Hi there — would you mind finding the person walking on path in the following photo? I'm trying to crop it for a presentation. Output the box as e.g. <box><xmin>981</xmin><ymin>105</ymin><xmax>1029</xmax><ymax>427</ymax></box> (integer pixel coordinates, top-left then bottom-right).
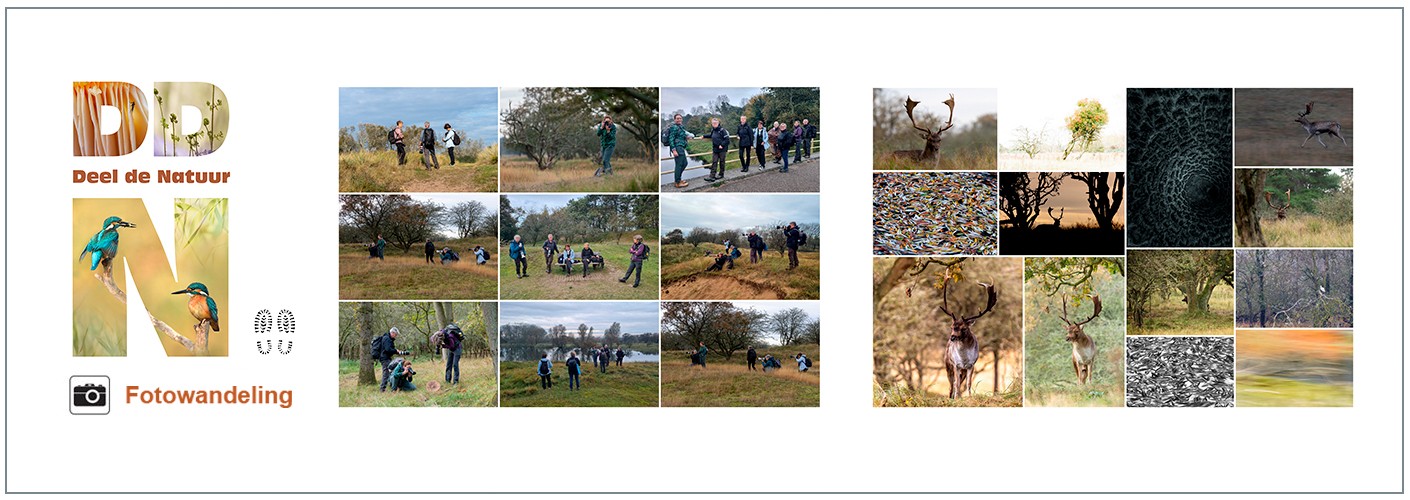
<box><xmin>665</xmin><ymin>113</ymin><xmax>694</xmax><ymax>189</ymax></box>
<box><xmin>510</xmin><ymin>235</ymin><xmax>528</xmax><ymax>278</ymax></box>
<box><xmin>595</xmin><ymin>114</ymin><xmax>616</xmax><ymax>176</ymax></box>
<box><xmin>442</xmin><ymin>123</ymin><xmax>458</xmax><ymax>166</ymax></box>
<box><xmin>785</xmin><ymin>222</ymin><xmax>803</xmax><ymax>270</ymax></box>
<box><xmin>392</xmin><ymin>121</ymin><xmax>407</xmax><ymax>165</ymax></box>
<box><xmin>736</xmin><ymin>115</ymin><xmax>754</xmax><ymax>172</ymax></box>
<box><xmin>705</xmin><ymin>117</ymin><xmax>730</xmax><ymax>183</ymax></box>
<box><xmin>542</xmin><ymin>234</ymin><xmax>558</xmax><ymax>275</ymax></box>
<box><xmin>420</xmin><ymin>121</ymin><xmax>440</xmax><ymax>170</ymax></box>
<box><xmin>619</xmin><ymin>235</ymin><xmax>649</xmax><ymax>288</ymax></box>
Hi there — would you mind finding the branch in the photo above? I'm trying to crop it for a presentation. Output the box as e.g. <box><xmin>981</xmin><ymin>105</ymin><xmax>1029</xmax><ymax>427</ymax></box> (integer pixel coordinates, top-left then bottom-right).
<box><xmin>94</xmin><ymin>267</ymin><xmax>208</xmax><ymax>354</ymax></box>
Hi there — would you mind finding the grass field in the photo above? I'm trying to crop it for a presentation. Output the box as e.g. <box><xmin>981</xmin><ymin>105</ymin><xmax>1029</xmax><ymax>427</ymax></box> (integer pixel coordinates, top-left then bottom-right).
<box><xmin>501</xmin><ymin>156</ymin><xmax>657</xmax><ymax>193</ymax></box>
<box><xmin>873</xmin><ymin>147</ymin><xmax>996</xmax><ymax>171</ymax></box>
<box><xmin>873</xmin><ymin>383</ymin><xmax>1022</xmax><ymax>407</ymax></box>
<box><xmin>1128</xmin><ymin>286</ymin><xmax>1235</xmax><ymax>336</ymax></box>
<box><xmin>499</xmin><ymin>360</ymin><xmax>659</xmax><ymax>407</ymax></box>
<box><xmin>338</xmin><ymin>356</ymin><xmax>497</xmax><ymax>407</ymax></box>
<box><xmin>499</xmin><ymin>238</ymin><xmax>659</xmax><ymax>300</ymax></box>
<box><xmin>999</xmin><ymin>151</ymin><xmax>1125</xmax><ymax>171</ymax></box>
<box><xmin>660</xmin><ymin>344</ymin><xmax>819</xmax><ymax>407</ymax></box>
<box><xmin>660</xmin><ymin>243</ymin><xmax>820</xmax><ymax>300</ymax></box>
<box><xmin>1236</xmin><ymin>329</ymin><xmax>1352</xmax><ymax>407</ymax></box>
<box><xmin>1234</xmin><ymin>88</ymin><xmax>1353</xmax><ymax>167</ymax></box>
<box><xmin>1024</xmin><ymin>303</ymin><xmax>1125</xmax><ymax>407</ymax></box>
<box><xmin>339</xmin><ymin>149</ymin><xmax>497</xmax><ymax>193</ymax></box>
<box><xmin>340</xmin><ymin>238</ymin><xmax>498</xmax><ymax>300</ymax></box>
<box><xmin>1258</xmin><ymin>213</ymin><xmax>1353</xmax><ymax>248</ymax></box>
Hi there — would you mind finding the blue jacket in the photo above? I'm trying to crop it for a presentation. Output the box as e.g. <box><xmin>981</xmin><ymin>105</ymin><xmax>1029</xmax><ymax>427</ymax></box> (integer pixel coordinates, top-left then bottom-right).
<box><xmin>509</xmin><ymin>240</ymin><xmax>524</xmax><ymax>259</ymax></box>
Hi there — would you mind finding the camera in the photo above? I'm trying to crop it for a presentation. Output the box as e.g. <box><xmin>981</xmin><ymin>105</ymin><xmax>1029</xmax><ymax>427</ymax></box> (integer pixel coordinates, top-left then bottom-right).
<box><xmin>73</xmin><ymin>383</ymin><xmax>107</xmax><ymax>407</ymax></box>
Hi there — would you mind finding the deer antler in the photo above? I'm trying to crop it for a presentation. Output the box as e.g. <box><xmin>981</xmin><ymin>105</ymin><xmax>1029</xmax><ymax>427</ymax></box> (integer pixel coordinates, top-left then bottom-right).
<box><xmin>936</xmin><ymin>273</ymin><xmax>956</xmax><ymax>320</ymax></box>
<box><xmin>1074</xmin><ymin>294</ymin><xmax>1102</xmax><ymax>326</ymax></box>
<box><xmin>963</xmin><ymin>282</ymin><xmax>997</xmax><ymax>322</ymax></box>
<box><xmin>1060</xmin><ymin>295</ymin><xmax>1073</xmax><ymax>326</ymax></box>
<box><xmin>941</xmin><ymin>93</ymin><xmax>957</xmax><ymax>132</ymax></box>
<box><xmin>1265</xmin><ymin>189</ymin><xmax>1291</xmax><ymax>210</ymax></box>
<box><xmin>1300</xmin><ymin>101</ymin><xmax>1314</xmax><ymax>118</ymax></box>
<box><xmin>903</xmin><ymin>95</ymin><xmax>932</xmax><ymax>135</ymax></box>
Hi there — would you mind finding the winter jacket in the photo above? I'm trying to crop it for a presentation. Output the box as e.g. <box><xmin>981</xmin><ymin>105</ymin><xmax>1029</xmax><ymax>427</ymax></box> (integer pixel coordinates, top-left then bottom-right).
<box><xmin>597</xmin><ymin>123</ymin><xmax>617</xmax><ymax>148</ymax></box>
<box><xmin>802</xmin><ymin>124</ymin><xmax>818</xmax><ymax>140</ymax></box>
<box><xmin>443</xmin><ymin>129</ymin><xmax>457</xmax><ymax>148</ymax></box>
<box><xmin>747</xmin><ymin>234</ymin><xmax>764</xmax><ymax>250</ymax></box>
<box><xmin>665</xmin><ymin>123</ymin><xmax>691</xmax><ymax>149</ymax></box>
<box><xmin>421</xmin><ymin>128</ymin><xmax>436</xmax><ymax>150</ymax></box>
<box><xmin>708</xmin><ymin>126</ymin><xmax>731</xmax><ymax>150</ymax></box>
<box><xmin>628</xmin><ymin>242</ymin><xmax>649</xmax><ymax>262</ymax></box>
<box><xmin>425</xmin><ymin>241</ymin><xmax>436</xmax><ymax>255</ymax></box>
<box><xmin>509</xmin><ymin>240</ymin><xmax>525</xmax><ymax>259</ymax></box>
<box><xmin>566</xmin><ymin>357</ymin><xmax>581</xmax><ymax>375</ymax></box>
<box><xmin>785</xmin><ymin>227</ymin><xmax>803</xmax><ymax>249</ymax></box>
<box><xmin>736</xmin><ymin>123</ymin><xmax>755</xmax><ymax>148</ymax></box>
<box><xmin>543</xmin><ymin>239</ymin><xmax>558</xmax><ymax>255</ymax></box>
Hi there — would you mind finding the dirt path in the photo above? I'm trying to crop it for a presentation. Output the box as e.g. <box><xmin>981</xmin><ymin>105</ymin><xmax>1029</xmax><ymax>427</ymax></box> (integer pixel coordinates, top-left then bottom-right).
<box><xmin>661</xmin><ymin>274</ymin><xmax>784</xmax><ymax>300</ymax></box>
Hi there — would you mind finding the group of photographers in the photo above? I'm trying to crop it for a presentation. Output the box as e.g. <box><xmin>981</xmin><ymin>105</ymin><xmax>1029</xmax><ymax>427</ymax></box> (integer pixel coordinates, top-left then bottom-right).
<box><xmin>665</xmin><ymin>113</ymin><xmax>817</xmax><ymax>189</ymax></box>
<box><xmin>371</xmin><ymin>323</ymin><xmax>472</xmax><ymax>393</ymax></box>
<box><xmin>704</xmin><ymin>222</ymin><xmax>807</xmax><ymax>273</ymax></box>
<box><xmin>506</xmin><ymin>233</ymin><xmax>650</xmax><ymax>287</ymax></box>
<box><xmin>537</xmin><ymin>345</ymin><xmax>630</xmax><ymax>391</ymax></box>
<box><xmin>691</xmin><ymin>344</ymin><xmax>812</xmax><ymax>373</ymax></box>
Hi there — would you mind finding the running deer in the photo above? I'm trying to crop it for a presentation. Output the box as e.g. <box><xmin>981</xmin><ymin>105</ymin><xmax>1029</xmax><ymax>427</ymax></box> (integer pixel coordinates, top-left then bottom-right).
<box><xmin>938</xmin><ymin>277</ymin><xmax>997</xmax><ymax>399</ymax></box>
<box><xmin>1265</xmin><ymin>188</ymin><xmax>1291</xmax><ymax>220</ymax></box>
<box><xmin>882</xmin><ymin>94</ymin><xmax>955</xmax><ymax>165</ymax></box>
<box><xmin>1295</xmin><ymin>102</ymin><xmax>1346</xmax><ymax>148</ymax></box>
<box><xmin>1060</xmin><ymin>294</ymin><xmax>1102</xmax><ymax>385</ymax></box>
<box><xmin>1033</xmin><ymin>207</ymin><xmax>1064</xmax><ymax>234</ymax></box>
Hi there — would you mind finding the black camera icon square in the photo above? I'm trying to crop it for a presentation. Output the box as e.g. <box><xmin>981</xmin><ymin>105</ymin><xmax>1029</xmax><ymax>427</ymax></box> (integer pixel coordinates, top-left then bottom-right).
<box><xmin>70</xmin><ymin>375</ymin><xmax>110</xmax><ymax>415</ymax></box>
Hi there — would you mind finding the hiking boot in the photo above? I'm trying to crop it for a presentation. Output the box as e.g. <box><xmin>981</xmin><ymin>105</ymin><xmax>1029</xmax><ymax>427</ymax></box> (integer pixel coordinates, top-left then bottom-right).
<box><xmin>632</xmin><ymin>283</ymin><xmax>639</xmax><ymax>288</ymax></box>
<box><xmin>618</xmin><ymin>278</ymin><xmax>626</xmax><ymax>283</ymax></box>
<box><xmin>674</xmin><ymin>181</ymin><xmax>689</xmax><ymax>188</ymax></box>
<box><xmin>741</xmin><ymin>168</ymin><xmax>749</xmax><ymax>173</ymax></box>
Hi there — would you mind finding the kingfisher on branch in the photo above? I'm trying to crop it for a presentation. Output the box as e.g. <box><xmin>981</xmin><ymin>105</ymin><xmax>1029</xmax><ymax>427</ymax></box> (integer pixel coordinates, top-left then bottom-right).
<box><xmin>171</xmin><ymin>282</ymin><xmax>220</xmax><ymax>332</ymax></box>
<box><xmin>79</xmin><ymin>216</ymin><xmax>136</xmax><ymax>271</ymax></box>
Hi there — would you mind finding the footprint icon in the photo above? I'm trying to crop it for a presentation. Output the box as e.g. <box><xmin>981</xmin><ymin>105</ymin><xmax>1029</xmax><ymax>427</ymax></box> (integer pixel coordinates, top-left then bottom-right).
<box><xmin>276</xmin><ymin>309</ymin><xmax>295</xmax><ymax>354</ymax></box>
<box><xmin>254</xmin><ymin>309</ymin><xmax>273</xmax><ymax>354</ymax></box>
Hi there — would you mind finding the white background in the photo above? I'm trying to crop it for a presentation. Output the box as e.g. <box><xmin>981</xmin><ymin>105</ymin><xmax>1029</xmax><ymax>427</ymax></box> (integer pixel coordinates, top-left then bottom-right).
<box><xmin>3</xmin><ymin>6</ymin><xmax>1403</xmax><ymax>494</ymax></box>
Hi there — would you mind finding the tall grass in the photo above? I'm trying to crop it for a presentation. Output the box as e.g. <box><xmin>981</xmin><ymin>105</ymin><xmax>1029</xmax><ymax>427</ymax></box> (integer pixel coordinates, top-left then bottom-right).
<box><xmin>660</xmin><ymin>243</ymin><xmax>820</xmax><ymax>300</ymax></box>
<box><xmin>501</xmin><ymin>156</ymin><xmax>656</xmax><ymax>193</ymax></box>
<box><xmin>339</xmin><ymin>149</ymin><xmax>497</xmax><ymax>193</ymax></box>
<box><xmin>499</xmin><ymin>360</ymin><xmax>658</xmax><ymax>407</ymax></box>
<box><xmin>339</xmin><ymin>238</ymin><xmax>498</xmax><ymax>300</ymax></box>
<box><xmin>873</xmin><ymin>382</ymin><xmax>1022</xmax><ymax>407</ymax></box>
<box><xmin>338</xmin><ymin>356</ymin><xmax>497</xmax><ymax>407</ymax></box>
<box><xmin>1260</xmin><ymin>213</ymin><xmax>1353</xmax><ymax>248</ymax></box>
<box><xmin>661</xmin><ymin>344</ymin><xmax>819</xmax><ymax>407</ymax></box>
<box><xmin>874</xmin><ymin>147</ymin><xmax>997</xmax><ymax>171</ymax></box>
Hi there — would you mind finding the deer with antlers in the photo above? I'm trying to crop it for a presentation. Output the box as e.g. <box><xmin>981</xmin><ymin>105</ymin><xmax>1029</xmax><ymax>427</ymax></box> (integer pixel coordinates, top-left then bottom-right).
<box><xmin>1033</xmin><ymin>207</ymin><xmax>1064</xmax><ymax>234</ymax></box>
<box><xmin>1295</xmin><ymin>102</ymin><xmax>1346</xmax><ymax>148</ymax></box>
<box><xmin>937</xmin><ymin>276</ymin><xmax>998</xmax><ymax>399</ymax></box>
<box><xmin>882</xmin><ymin>94</ymin><xmax>955</xmax><ymax>165</ymax></box>
<box><xmin>1265</xmin><ymin>188</ymin><xmax>1291</xmax><ymax>220</ymax></box>
<box><xmin>1060</xmin><ymin>294</ymin><xmax>1102</xmax><ymax>385</ymax></box>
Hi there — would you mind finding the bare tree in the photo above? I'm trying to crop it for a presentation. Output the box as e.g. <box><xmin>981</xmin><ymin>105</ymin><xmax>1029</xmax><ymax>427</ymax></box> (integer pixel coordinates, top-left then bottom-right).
<box><xmin>771</xmin><ymin>308</ymin><xmax>811</xmax><ymax>346</ymax></box>
<box><xmin>500</xmin><ymin>88</ymin><xmax>579</xmax><ymax>170</ymax></box>
<box><xmin>445</xmin><ymin>200</ymin><xmax>490</xmax><ymax>240</ymax></box>
<box><xmin>999</xmin><ymin>172</ymin><xmax>1066</xmax><ymax>230</ymax></box>
<box><xmin>1069</xmin><ymin>172</ymin><xmax>1125</xmax><ymax>231</ymax></box>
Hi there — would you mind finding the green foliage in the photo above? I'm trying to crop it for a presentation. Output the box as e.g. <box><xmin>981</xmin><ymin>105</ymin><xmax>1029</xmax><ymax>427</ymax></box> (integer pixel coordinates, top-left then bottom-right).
<box><xmin>1024</xmin><ymin>257</ymin><xmax>1124</xmax><ymax>298</ymax></box>
<box><xmin>1062</xmin><ymin>98</ymin><xmax>1108</xmax><ymax>160</ymax></box>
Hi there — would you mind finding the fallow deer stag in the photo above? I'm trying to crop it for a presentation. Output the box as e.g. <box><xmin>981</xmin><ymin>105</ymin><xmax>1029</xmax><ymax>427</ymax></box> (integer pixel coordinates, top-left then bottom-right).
<box><xmin>1060</xmin><ymin>294</ymin><xmax>1102</xmax><ymax>385</ymax></box>
<box><xmin>882</xmin><ymin>94</ymin><xmax>955</xmax><ymax>165</ymax></box>
<box><xmin>1265</xmin><ymin>188</ymin><xmax>1291</xmax><ymax>220</ymax></box>
<box><xmin>938</xmin><ymin>277</ymin><xmax>998</xmax><ymax>399</ymax></box>
<box><xmin>1295</xmin><ymin>101</ymin><xmax>1346</xmax><ymax>148</ymax></box>
<box><xmin>1033</xmin><ymin>207</ymin><xmax>1064</xmax><ymax>234</ymax></box>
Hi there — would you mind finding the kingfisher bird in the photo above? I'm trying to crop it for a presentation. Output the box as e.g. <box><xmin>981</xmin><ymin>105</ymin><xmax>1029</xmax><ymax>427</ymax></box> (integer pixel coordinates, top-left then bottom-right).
<box><xmin>171</xmin><ymin>282</ymin><xmax>220</xmax><ymax>332</ymax></box>
<box><xmin>79</xmin><ymin>216</ymin><xmax>136</xmax><ymax>271</ymax></box>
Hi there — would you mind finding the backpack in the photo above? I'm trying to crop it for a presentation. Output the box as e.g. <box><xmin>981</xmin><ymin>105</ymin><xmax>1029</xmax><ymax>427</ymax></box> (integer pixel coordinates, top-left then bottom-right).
<box><xmin>660</xmin><ymin>126</ymin><xmax>671</xmax><ymax>146</ymax></box>
<box><xmin>387</xmin><ymin>129</ymin><xmax>396</xmax><ymax>145</ymax></box>
<box><xmin>730</xmin><ymin>247</ymin><xmax>741</xmax><ymax>259</ymax></box>
<box><xmin>369</xmin><ymin>334</ymin><xmax>386</xmax><ymax>359</ymax></box>
<box><xmin>538</xmin><ymin>359</ymin><xmax>550</xmax><ymax>375</ymax></box>
<box><xmin>799</xmin><ymin>232</ymin><xmax>809</xmax><ymax>246</ymax></box>
<box><xmin>804</xmin><ymin>357</ymin><xmax>813</xmax><ymax>368</ymax></box>
<box><xmin>451</xmin><ymin>130</ymin><xmax>461</xmax><ymax>146</ymax></box>
<box><xmin>441</xmin><ymin>326</ymin><xmax>461</xmax><ymax>351</ymax></box>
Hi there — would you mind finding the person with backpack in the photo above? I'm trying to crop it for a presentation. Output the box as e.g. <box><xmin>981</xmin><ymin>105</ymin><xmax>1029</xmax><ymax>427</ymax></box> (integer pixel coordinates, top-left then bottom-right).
<box><xmin>664</xmin><ymin>113</ymin><xmax>695</xmax><ymax>189</ymax></box>
<box><xmin>420</xmin><ymin>121</ymin><xmax>440</xmax><ymax>170</ymax></box>
<box><xmin>391</xmin><ymin>121</ymin><xmax>407</xmax><ymax>165</ymax></box>
<box><xmin>371</xmin><ymin>327</ymin><xmax>410</xmax><ymax>392</ymax></box>
<box><xmin>776</xmin><ymin>123</ymin><xmax>795</xmax><ymax>172</ymax></box>
<box><xmin>424</xmin><ymin>238</ymin><xmax>437</xmax><ymax>264</ymax></box>
<box><xmin>801</xmin><ymin>118</ymin><xmax>817</xmax><ymax>160</ymax></box>
<box><xmin>784</xmin><ymin>222</ymin><xmax>804</xmax><ymax>270</ymax></box>
<box><xmin>747</xmin><ymin>346</ymin><xmax>758</xmax><ymax>371</ymax></box>
<box><xmin>795</xmin><ymin>353</ymin><xmax>811</xmax><ymax>372</ymax></box>
<box><xmin>579</xmin><ymin>243</ymin><xmax>597</xmax><ymax>278</ymax></box>
<box><xmin>615</xmin><ymin>346</ymin><xmax>625</xmax><ymax>367</ymax></box>
<box><xmin>442</xmin><ymin>123</ymin><xmax>459</xmax><ymax>166</ymax></box>
<box><xmin>704</xmin><ymin>117</ymin><xmax>731</xmax><ymax>183</ymax></box>
<box><xmin>536</xmin><ymin>353</ymin><xmax>553</xmax><ymax>389</ymax></box>
<box><xmin>723</xmin><ymin>239</ymin><xmax>739</xmax><ymax>269</ymax></box>
<box><xmin>441</xmin><ymin>324</ymin><xmax>464</xmax><ymax>384</ymax></box>
<box><xmin>618</xmin><ymin>234</ymin><xmax>649</xmax><ymax>288</ymax></box>
<box><xmin>595</xmin><ymin>114</ymin><xmax>616</xmax><ymax>176</ymax></box>
<box><xmin>736</xmin><ymin>115</ymin><xmax>754</xmax><ymax>172</ymax></box>
<box><xmin>390</xmin><ymin>358</ymin><xmax>417</xmax><ymax>391</ymax></box>
<box><xmin>542</xmin><ymin>234</ymin><xmax>558</xmax><ymax>275</ymax></box>
<box><xmin>705</xmin><ymin>252</ymin><xmax>732</xmax><ymax>272</ymax></box>
<box><xmin>473</xmin><ymin>245</ymin><xmax>489</xmax><ymax>265</ymax></box>
<box><xmin>753</xmin><ymin>121</ymin><xmax>769</xmax><ymax>172</ymax></box>
<box><xmin>598</xmin><ymin>345</ymin><xmax>611</xmax><ymax>374</ymax></box>
<box><xmin>509</xmin><ymin>235</ymin><xmax>528</xmax><ymax>278</ymax></box>
<box><xmin>565</xmin><ymin>351</ymin><xmax>583</xmax><ymax>391</ymax></box>
<box><xmin>747</xmin><ymin>231</ymin><xmax>765</xmax><ymax>264</ymax></box>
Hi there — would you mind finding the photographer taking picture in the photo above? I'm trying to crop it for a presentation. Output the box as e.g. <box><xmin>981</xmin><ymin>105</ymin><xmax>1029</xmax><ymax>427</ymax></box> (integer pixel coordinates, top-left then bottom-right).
<box><xmin>595</xmin><ymin>114</ymin><xmax>616</xmax><ymax>176</ymax></box>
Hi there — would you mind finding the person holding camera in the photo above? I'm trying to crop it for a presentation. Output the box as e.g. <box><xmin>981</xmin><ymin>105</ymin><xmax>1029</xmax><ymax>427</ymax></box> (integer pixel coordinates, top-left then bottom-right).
<box><xmin>441</xmin><ymin>324</ymin><xmax>465</xmax><ymax>385</ymax></box>
<box><xmin>542</xmin><ymin>233</ymin><xmax>558</xmax><ymax>275</ymax></box>
<box><xmin>784</xmin><ymin>222</ymin><xmax>803</xmax><ymax>270</ymax></box>
<box><xmin>442</xmin><ymin>123</ymin><xmax>458</xmax><ymax>166</ymax></box>
<box><xmin>704</xmin><ymin>117</ymin><xmax>731</xmax><ymax>183</ymax></box>
<box><xmin>665</xmin><ymin>113</ymin><xmax>695</xmax><ymax>189</ymax></box>
<box><xmin>420</xmin><ymin>121</ymin><xmax>440</xmax><ymax>170</ymax></box>
<box><xmin>619</xmin><ymin>234</ymin><xmax>649</xmax><ymax>288</ymax></box>
<box><xmin>747</xmin><ymin>230</ymin><xmax>765</xmax><ymax>264</ymax></box>
<box><xmin>390</xmin><ymin>358</ymin><xmax>417</xmax><ymax>391</ymax></box>
<box><xmin>736</xmin><ymin>115</ymin><xmax>754</xmax><ymax>172</ymax></box>
<box><xmin>595</xmin><ymin>114</ymin><xmax>616</xmax><ymax>176</ymax></box>
<box><xmin>373</xmin><ymin>327</ymin><xmax>411</xmax><ymax>392</ymax></box>
<box><xmin>509</xmin><ymin>235</ymin><xmax>527</xmax><ymax>278</ymax></box>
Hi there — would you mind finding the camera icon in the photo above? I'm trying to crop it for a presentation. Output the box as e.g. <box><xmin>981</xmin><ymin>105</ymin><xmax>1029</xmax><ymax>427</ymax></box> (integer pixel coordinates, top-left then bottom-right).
<box><xmin>70</xmin><ymin>376</ymin><xmax>110</xmax><ymax>415</ymax></box>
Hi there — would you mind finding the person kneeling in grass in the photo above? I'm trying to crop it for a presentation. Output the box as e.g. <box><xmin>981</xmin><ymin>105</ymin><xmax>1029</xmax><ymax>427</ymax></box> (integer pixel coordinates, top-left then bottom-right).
<box><xmin>390</xmin><ymin>358</ymin><xmax>417</xmax><ymax>391</ymax></box>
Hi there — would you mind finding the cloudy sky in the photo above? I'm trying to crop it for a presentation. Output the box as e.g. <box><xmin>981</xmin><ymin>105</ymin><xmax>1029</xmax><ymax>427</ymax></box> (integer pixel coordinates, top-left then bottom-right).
<box><xmin>660</xmin><ymin>87</ymin><xmax>764</xmax><ymax>115</ymax></box>
<box><xmin>997</xmin><ymin>87</ymin><xmax>1126</xmax><ymax>146</ymax></box>
<box><xmin>346</xmin><ymin>193</ymin><xmax>496</xmax><ymax>240</ymax></box>
<box><xmin>500</xmin><ymin>301</ymin><xmax>659</xmax><ymax>334</ymax></box>
<box><xmin>660</xmin><ymin>194</ymin><xmax>820</xmax><ymax>232</ymax></box>
<box><xmin>503</xmin><ymin>193</ymin><xmax>580</xmax><ymax>214</ymax></box>
<box><xmin>339</xmin><ymin>87</ymin><xmax>498</xmax><ymax>145</ymax></box>
<box><xmin>877</xmin><ymin>88</ymin><xmax>998</xmax><ymax>130</ymax></box>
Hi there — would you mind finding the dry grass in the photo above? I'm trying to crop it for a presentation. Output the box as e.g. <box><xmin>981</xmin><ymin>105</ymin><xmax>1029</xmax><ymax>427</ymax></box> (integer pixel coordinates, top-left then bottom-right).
<box><xmin>501</xmin><ymin>156</ymin><xmax>656</xmax><ymax>193</ymax></box>
<box><xmin>1258</xmin><ymin>213</ymin><xmax>1353</xmax><ymax>248</ymax></box>
<box><xmin>498</xmin><ymin>238</ymin><xmax>659</xmax><ymax>300</ymax></box>
<box><xmin>1128</xmin><ymin>286</ymin><xmax>1235</xmax><ymax>336</ymax></box>
<box><xmin>660</xmin><ymin>344</ymin><xmax>819</xmax><ymax>407</ymax></box>
<box><xmin>873</xmin><ymin>382</ymin><xmax>1022</xmax><ymax>407</ymax></box>
<box><xmin>339</xmin><ymin>149</ymin><xmax>497</xmax><ymax>193</ymax></box>
<box><xmin>339</xmin><ymin>239</ymin><xmax>497</xmax><ymax>300</ymax></box>
<box><xmin>660</xmin><ymin>243</ymin><xmax>820</xmax><ymax>300</ymax></box>
<box><xmin>999</xmin><ymin>151</ymin><xmax>1125</xmax><ymax>171</ymax></box>
<box><xmin>874</xmin><ymin>147</ymin><xmax>997</xmax><ymax>171</ymax></box>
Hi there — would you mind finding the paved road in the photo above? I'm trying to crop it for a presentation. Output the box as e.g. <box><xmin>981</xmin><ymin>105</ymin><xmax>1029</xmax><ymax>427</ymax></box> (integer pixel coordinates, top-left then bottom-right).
<box><xmin>661</xmin><ymin>157</ymin><xmax>821</xmax><ymax>193</ymax></box>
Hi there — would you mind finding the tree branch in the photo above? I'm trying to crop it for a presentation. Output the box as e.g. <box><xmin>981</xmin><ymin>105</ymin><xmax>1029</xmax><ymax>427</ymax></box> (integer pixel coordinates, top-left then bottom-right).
<box><xmin>94</xmin><ymin>267</ymin><xmax>207</xmax><ymax>354</ymax></box>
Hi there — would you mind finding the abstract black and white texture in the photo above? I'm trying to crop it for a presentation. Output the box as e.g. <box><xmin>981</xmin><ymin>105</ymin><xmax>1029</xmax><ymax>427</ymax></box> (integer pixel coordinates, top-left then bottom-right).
<box><xmin>1126</xmin><ymin>336</ymin><xmax>1234</xmax><ymax>407</ymax></box>
<box><xmin>1127</xmin><ymin>88</ymin><xmax>1232</xmax><ymax>248</ymax></box>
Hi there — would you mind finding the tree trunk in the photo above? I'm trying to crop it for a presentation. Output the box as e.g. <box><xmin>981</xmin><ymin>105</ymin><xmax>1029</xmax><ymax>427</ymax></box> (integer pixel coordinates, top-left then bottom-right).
<box><xmin>1256</xmin><ymin>251</ymin><xmax>1267</xmax><ymax>328</ymax></box>
<box><xmin>480</xmin><ymin>302</ymin><xmax>499</xmax><ymax>374</ymax></box>
<box><xmin>1235</xmin><ymin>169</ymin><xmax>1268</xmax><ymax>247</ymax></box>
<box><xmin>357</xmin><ymin>302</ymin><xmax>375</xmax><ymax>385</ymax></box>
<box><xmin>992</xmin><ymin>345</ymin><xmax>1001</xmax><ymax>393</ymax></box>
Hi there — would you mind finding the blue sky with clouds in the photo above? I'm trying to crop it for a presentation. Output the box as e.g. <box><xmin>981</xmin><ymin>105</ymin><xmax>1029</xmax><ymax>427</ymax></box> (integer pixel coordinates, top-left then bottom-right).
<box><xmin>660</xmin><ymin>194</ymin><xmax>820</xmax><ymax>232</ymax></box>
<box><xmin>500</xmin><ymin>301</ymin><xmax>659</xmax><ymax>334</ymax></box>
<box><xmin>339</xmin><ymin>87</ymin><xmax>498</xmax><ymax>145</ymax></box>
